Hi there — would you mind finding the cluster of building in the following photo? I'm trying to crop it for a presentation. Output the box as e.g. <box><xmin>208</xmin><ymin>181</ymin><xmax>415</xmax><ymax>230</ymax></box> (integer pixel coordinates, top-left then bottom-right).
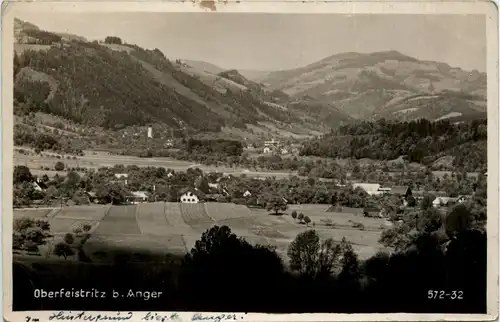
<box><xmin>246</xmin><ymin>139</ymin><xmax>300</xmax><ymax>155</ymax></box>
<box><xmin>351</xmin><ymin>183</ymin><xmax>473</xmax><ymax>208</ymax></box>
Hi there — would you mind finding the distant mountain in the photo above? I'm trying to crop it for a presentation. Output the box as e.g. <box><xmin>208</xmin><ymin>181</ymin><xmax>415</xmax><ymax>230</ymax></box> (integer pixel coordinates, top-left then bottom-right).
<box><xmin>14</xmin><ymin>18</ymin><xmax>87</xmax><ymax>44</ymax></box>
<box><xmin>260</xmin><ymin>50</ymin><xmax>487</xmax><ymax>121</ymax></box>
<box><xmin>13</xmin><ymin>19</ymin><xmax>351</xmax><ymax>139</ymax></box>
<box><xmin>238</xmin><ymin>69</ymin><xmax>272</xmax><ymax>82</ymax></box>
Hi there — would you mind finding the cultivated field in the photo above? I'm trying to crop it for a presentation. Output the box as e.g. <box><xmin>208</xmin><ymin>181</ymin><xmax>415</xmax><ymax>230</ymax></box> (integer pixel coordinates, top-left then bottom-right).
<box><xmin>180</xmin><ymin>203</ymin><xmax>214</xmax><ymax>226</ymax></box>
<box><xmin>14</xmin><ymin>148</ymin><xmax>296</xmax><ymax>179</ymax></box>
<box><xmin>14</xmin><ymin>202</ymin><xmax>387</xmax><ymax>263</ymax></box>
<box><xmin>205</xmin><ymin>202</ymin><xmax>255</xmax><ymax>221</ymax></box>
<box><xmin>93</xmin><ymin>205</ymin><xmax>141</xmax><ymax>235</ymax></box>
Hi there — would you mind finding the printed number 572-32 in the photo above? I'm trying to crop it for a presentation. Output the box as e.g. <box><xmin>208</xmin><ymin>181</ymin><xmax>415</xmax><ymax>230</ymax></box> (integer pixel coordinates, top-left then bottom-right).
<box><xmin>428</xmin><ymin>290</ymin><xmax>463</xmax><ymax>300</ymax></box>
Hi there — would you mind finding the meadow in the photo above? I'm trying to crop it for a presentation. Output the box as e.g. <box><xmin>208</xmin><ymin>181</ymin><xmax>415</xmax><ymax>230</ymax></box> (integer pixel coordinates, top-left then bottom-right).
<box><xmin>14</xmin><ymin>148</ymin><xmax>296</xmax><ymax>179</ymax></box>
<box><xmin>13</xmin><ymin>202</ymin><xmax>386</xmax><ymax>263</ymax></box>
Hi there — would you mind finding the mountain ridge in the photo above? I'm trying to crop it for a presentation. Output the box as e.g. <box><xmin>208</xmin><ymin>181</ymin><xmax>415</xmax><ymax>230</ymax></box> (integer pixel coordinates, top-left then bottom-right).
<box><xmin>258</xmin><ymin>50</ymin><xmax>487</xmax><ymax>120</ymax></box>
<box><xmin>13</xmin><ymin>19</ymin><xmax>349</xmax><ymax>139</ymax></box>
<box><xmin>13</xmin><ymin>19</ymin><xmax>486</xmax><ymax>141</ymax></box>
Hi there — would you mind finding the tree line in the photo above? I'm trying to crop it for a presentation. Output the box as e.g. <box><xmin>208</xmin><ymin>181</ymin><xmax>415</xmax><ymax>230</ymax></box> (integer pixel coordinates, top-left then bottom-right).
<box><xmin>300</xmin><ymin>118</ymin><xmax>487</xmax><ymax>171</ymax></box>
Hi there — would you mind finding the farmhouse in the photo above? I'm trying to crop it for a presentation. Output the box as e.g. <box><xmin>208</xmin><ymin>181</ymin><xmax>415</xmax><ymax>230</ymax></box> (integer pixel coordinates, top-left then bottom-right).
<box><xmin>390</xmin><ymin>186</ymin><xmax>412</xmax><ymax>199</ymax></box>
<box><xmin>128</xmin><ymin>191</ymin><xmax>149</xmax><ymax>204</ymax></box>
<box><xmin>352</xmin><ymin>183</ymin><xmax>384</xmax><ymax>196</ymax></box>
<box><xmin>432</xmin><ymin>197</ymin><xmax>457</xmax><ymax>208</ymax></box>
<box><xmin>179</xmin><ymin>188</ymin><xmax>204</xmax><ymax>203</ymax></box>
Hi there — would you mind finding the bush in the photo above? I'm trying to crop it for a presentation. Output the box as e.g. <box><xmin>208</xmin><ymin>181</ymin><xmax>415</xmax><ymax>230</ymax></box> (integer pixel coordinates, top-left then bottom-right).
<box><xmin>53</xmin><ymin>242</ymin><xmax>74</xmax><ymax>260</ymax></box>
<box><xmin>54</xmin><ymin>161</ymin><xmax>65</xmax><ymax>171</ymax></box>
<box><xmin>64</xmin><ymin>233</ymin><xmax>74</xmax><ymax>245</ymax></box>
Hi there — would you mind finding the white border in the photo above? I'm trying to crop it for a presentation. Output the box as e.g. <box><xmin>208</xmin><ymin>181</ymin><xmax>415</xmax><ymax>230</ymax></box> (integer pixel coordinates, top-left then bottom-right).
<box><xmin>2</xmin><ymin>1</ymin><xmax>499</xmax><ymax>321</ymax></box>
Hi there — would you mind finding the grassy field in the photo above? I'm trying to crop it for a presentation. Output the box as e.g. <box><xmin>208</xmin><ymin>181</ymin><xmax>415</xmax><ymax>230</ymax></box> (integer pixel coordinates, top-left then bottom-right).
<box><xmin>14</xmin><ymin>202</ymin><xmax>387</xmax><ymax>263</ymax></box>
<box><xmin>14</xmin><ymin>148</ymin><xmax>296</xmax><ymax>179</ymax></box>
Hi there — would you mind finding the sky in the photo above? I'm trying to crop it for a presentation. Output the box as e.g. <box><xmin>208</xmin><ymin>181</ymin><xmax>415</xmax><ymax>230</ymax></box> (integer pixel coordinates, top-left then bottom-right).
<box><xmin>14</xmin><ymin>12</ymin><xmax>486</xmax><ymax>72</ymax></box>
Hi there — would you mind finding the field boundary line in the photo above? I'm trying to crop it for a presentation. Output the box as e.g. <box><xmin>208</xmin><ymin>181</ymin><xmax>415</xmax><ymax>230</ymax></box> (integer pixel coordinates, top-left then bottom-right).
<box><xmin>92</xmin><ymin>204</ymin><xmax>112</xmax><ymax>231</ymax></box>
<box><xmin>163</xmin><ymin>202</ymin><xmax>173</xmax><ymax>227</ymax></box>
<box><xmin>135</xmin><ymin>203</ymin><xmax>141</xmax><ymax>233</ymax></box>
<box><xmin>202</xmin><ymin>204</ymin><xmax>216</xmax><ymax>221</ymax></box>
<box><xmin>46</xmin><ymin>208</ymin><xmax>61</xmax><ymax>219</ymax></box>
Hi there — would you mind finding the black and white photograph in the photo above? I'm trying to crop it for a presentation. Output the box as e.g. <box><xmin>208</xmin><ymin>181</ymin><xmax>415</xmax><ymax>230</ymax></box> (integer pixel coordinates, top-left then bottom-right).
<box><xmin>3</xmin><ymin>1</ymin><xmax>499</xmax><ymax>320</ymax></box>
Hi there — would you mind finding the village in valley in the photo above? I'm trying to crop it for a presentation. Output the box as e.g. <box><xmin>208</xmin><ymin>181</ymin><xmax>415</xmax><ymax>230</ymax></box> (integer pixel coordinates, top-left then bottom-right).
<box><xmin>11</xmin><ymin>13</ymin><xmax>489</xmax><ymax>314</ymax></box>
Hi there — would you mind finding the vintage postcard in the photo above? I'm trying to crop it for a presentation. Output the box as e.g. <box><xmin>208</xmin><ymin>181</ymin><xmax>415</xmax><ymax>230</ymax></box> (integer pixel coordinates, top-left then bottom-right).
<box><xmin>2</xmin><ymin>1</ymin><xmax>499</xmax><ymax>321</ymax></box>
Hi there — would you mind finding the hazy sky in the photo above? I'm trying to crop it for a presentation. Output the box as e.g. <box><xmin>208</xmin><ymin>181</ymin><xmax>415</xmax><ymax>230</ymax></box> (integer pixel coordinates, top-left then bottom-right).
<box><xmin>14</xmin><ymin>13</ymin><xmax>486</xmax><ymax>72</ymax></box>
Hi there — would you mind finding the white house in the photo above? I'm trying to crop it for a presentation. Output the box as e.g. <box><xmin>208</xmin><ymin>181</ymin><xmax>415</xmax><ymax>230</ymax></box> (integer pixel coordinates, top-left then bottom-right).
<box><xmin>457</xmin><ymin>195</ymin><xmax>472</xmax><ymax>203</ymax></box>
<box><xmin>243</xmin><ymin>190</ymin><xmax>252</xmax><ymax>197</ymax></box>
<box><xmin>432</xmin><ymin>197</ymin><xmax>457</xmax><ymax>208</ymax></box>
<box><xmin>208</xmin><ymin>182</ymin><xmax>219</xmax><ymax>190</ymax></box>
<box><xmin>114</xmin><ymin>173</ymin><xmax>129</xmax><ymax>185</ymax></box>
<box><xmin>180</xmin><ymin>190</ymin><xmax>200</xmax><ymax>203</ymax></box>
<box><xmin>263</xmin><ymin>147</ymin><xmax>272</xmax><ymax>154</ymax></box>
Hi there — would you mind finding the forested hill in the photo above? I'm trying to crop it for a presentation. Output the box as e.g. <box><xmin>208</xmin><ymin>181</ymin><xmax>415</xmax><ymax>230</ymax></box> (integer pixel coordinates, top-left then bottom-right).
<box><xmin>13</xmin><ymin>18</ymin><xmax>350</xmax><ymax>136</ymax></box>
<box><xmin>258</xmin><ymin>51</ymin><xmax>487</xmax><ymax>121</ymax></box>
<box><xmin>300</xmin><ymin>118</ymin><xmax>487</xmax><ymax>172</ymax></box>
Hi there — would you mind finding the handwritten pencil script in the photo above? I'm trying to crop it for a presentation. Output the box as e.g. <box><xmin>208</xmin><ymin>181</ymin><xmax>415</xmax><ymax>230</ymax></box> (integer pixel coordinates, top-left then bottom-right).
<box><xmin>47</xmin><ymin>311</ymin><xmax>243</xmax><ymax>322</ymax></box>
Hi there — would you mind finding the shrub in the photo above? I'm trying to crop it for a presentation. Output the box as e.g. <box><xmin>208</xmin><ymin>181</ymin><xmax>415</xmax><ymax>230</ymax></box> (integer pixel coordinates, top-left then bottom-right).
<box><xmin>54</xmin><ymin>161</ymin><xmax>65</xmax><ymax>171</ymax></box>
<box><xmin>54</xmin><ymin>242</ymin><xmax>74</xmax><ymax>260</ymax></box>
<box><xmin>64</xmin><ymin>233</ymin><xmax>74</xmax><ymax>245</ymax></box>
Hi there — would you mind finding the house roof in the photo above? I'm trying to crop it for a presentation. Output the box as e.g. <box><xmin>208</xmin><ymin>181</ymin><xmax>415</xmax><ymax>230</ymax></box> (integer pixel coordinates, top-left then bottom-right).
<box><xmin>352</xmin><ymin>183</ymin><xmax>380</xmax><ymax>192</ymax></box>
<box><xmin>179</xmin><ymin>187</ymin><xmax>205</xmax><ymax>199</ymax></box>
<box><xmin>433</xmin><ymin>197</ymin><xmax>457</xmax><ymax>204</ymax></box>
<box><xmin>34</xmin><ymin>181</ymin><xmax>48</xmax><ymax>190</ymax></box>
<box><xmin>390</xmin><ymin>186</ymin><xmax>410</xmax><ymax>195</ymax></box>
<box><xmin>131</xmin><ymin>191</ymin><xmax>148</xmax><ymax>199</ymax></box>
<box><xmin>114</xmin><ymin>173</ymin><xmax>129</xmax><ymax>179</ymax></box>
